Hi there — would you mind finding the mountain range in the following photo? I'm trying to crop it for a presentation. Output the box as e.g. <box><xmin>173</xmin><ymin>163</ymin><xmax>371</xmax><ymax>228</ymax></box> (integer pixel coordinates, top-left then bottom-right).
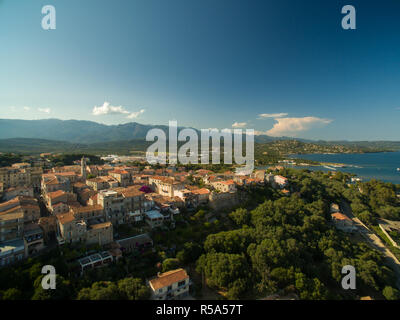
<box><xmin>0</xmin><ymin>118</ymin><xmax>281</xmax><ymax>144</ymax></box>
<box><xmin>0</xmin><ymin>119</ymin><xmax>399</xmax><ymax>154</ymax></box>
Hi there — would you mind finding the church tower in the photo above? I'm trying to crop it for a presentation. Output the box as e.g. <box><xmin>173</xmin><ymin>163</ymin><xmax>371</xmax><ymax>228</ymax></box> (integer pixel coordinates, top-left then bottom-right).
<box><xmin>81</xmin><ymin>156</ymin><xmax>87</xmax><ymax>180</ymax></box>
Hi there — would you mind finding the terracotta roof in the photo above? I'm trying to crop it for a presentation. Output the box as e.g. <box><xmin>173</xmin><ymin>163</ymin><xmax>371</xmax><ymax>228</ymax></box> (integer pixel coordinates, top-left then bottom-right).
<box><xmin>73</xmin><ymin>182</ymin><xmax>87</xmax><ymax>188</ymax></box>
<box><xmin>331</xmin><ymin>212</ymin><xmax>352</xmax><ymax>221</ymax></box>
<box><xmin>72</xmin><ymin>204</ymin><xmax>103</xmax><ymax>213</ymax></box>
<box><xmin>192</xmin><ymin>188</ymin><xmax>211</xmax><ymax>195</ymax></box>
<box><xmin>110</xmin><ymin>169</ymin><xmax>129</xmax><ymax>175</ymax></box>
<box><xmin>149</xmin><ymin>176</ymin><xmax>180</xmax><ymax>185</ymax></box>
<box><xmin>89</xmin><ymin>221</ymin><xmax>112</xmax><ymax>230</ymax></box>
<box><xmin>48</xmin><ymin>190</ymin><xmax>66</xmax><ymax>199</ymax></box>
<box><xmin>54</xmin><ymin>172</ymin><xmax>77</xmax><ymax>177</ymax></box>
<box><xmin>87</xmin><ymin>177</ymin><xmax>105</xmax><ymax>183</ymax></box>
<box><xmin>57</xmin><ymin>212</ymin><xmax>75</xmax><ymax>225</ymax></box>
<box><xmin>216</xmin><ymin>180</ymin><xmax>235</xmax><ymax>185</ymax></box>
<box><xmin>149</xmin><ymin>269</ymin><xmax>189</xmax><ymax>291</ymax></box>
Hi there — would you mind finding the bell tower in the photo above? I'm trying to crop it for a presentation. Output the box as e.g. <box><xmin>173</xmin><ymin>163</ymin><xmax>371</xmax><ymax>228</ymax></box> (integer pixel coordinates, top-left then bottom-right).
<box><xmin>81</xmin><ymin>156</ymin><xmax>87</xmax><ymax>180</ymax></box>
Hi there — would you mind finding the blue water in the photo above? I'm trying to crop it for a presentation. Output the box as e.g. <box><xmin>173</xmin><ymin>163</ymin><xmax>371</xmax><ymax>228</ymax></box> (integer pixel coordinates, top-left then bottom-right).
<box><xmin>286</xmin><ymin>152</ymin><xmax>400</xmax><ymax>185</ymax></box>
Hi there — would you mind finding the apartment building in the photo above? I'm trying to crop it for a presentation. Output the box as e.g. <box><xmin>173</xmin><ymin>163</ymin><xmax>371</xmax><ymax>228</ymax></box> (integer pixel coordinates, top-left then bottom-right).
<box><xmin>0</xmin><ymin>164</ymin><xmax>43</xmax><ymax>190</ymax></box>
<box><xmin>148</xmin><ymin>176</ymin><xmax>185</xmax><ymax>198</ymax></box>
<box><xmin>148</xmin><ymin>268</ymin><xmax>190</xmax><ymax>300</ymax></box>
<box><xmin>97</xmin><ymin>187</ymin><xmax>145</xmax><ymax>225</ymax></box>
<box><xmin>98</xmin><ymin>190</ymin><xmax>126</xmax><ymax>225</ymax></box>
<box><xmin>0</xmin><ymin>196</ymin><xmax>41</xmax><ymax>224</ymax></box>
<box><xmin>2</xmin><ymin>186</ymin><xmax>34</xmax><ymax>201</ymax></box>
<box><xmin>0</xmin><ymin>210</ymin><xmax>24</xmax><ymax>242</ymax></box>
<box><xmin>109</xmin><ymin>169</ymin><xmax>131</xmax><ymax>187</ymax></box>
<box><xmin>57</xmin><ymin>212</ymin><xmax>113</xmax><ymax>246</ymax></box>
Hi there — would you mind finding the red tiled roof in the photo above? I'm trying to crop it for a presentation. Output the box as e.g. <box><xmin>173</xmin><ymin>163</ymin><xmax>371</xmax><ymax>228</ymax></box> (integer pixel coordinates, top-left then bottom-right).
<box><xmin>149</xmin><ymin>269</ymin><xmax>189</xmax><ymax>291</ymax></box>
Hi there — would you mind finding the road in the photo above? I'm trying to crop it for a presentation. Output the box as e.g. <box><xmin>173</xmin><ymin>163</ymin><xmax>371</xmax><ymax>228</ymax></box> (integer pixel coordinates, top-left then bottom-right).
<box><xmin>341</xmin><ymin>201</ymin><xmax>400</xmax><ymax>290</ymax></box>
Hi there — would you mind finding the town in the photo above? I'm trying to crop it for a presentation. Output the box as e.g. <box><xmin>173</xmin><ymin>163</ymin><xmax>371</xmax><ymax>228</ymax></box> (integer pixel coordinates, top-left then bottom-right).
<box><xmin>1</xmin><ymin>149</ymin><xmax>400</xmax><ymax>301</ymax></box>
<box><xmin>0</xmin><ymin>153</ymin><xmax>292</xmax><ymax>299</ymax></box>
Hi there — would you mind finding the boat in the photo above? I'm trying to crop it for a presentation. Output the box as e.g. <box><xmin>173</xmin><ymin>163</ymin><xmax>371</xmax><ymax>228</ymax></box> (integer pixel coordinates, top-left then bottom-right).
<box><xmin>397</xmin><ymin>168</ymin><xmax>400</xmax><ymax>172</ymax></box>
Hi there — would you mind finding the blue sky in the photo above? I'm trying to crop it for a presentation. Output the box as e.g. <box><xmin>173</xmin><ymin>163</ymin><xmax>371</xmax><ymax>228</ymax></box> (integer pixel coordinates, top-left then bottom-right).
<box><xmin>0</xmin><ymin>0</ymin><xmax>399</xmax><ymax>140</ymax></box>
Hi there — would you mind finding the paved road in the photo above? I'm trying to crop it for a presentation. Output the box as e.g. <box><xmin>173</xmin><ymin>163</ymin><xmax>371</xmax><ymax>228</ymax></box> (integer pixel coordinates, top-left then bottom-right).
<box><xmin>341</xmin><ymin>201</ymin><xmax>400</xmax><ymax>290</ymax></box>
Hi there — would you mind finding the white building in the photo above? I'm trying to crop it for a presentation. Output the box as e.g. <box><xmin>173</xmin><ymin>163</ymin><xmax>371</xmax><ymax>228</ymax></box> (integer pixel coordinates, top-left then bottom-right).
<box><xmin>148</xmin><ymin>268</ymin><xmax>190</xmax><ymax>300</ymax></box>
<box><xmin>145</xmin><ymin>210</ymin><xmax>164</xmax><ymax>228</ymax></box>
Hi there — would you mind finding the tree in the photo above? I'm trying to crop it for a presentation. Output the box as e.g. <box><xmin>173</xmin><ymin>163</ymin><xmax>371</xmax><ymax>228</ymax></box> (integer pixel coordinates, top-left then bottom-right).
<box><xmin>229</xmin><ymin>208</ymin><xmax>250</xmax><ymax>226</ymax></box>
<box><xmin>196</xmin><ymin>252</ymin><xmax>249</xmax><ymax>291</ymax></box>
<box><xmin>117</xmin><ymin>278</ymin><xmax>150</xmax><ymax>300</ymax></box>
<box><xmin>176</xmin><ymin>242</ymin><xmax>203</xmax><ymax>265</ymax></box>
<box><xmin>382</xmin><ymin>286</ymin><xmax>400</xmax><ymax>300</ymax></box>
<box><xmin>1</xmin><ymin>288</ymin><xmax>23</xmax><ymax>300</ymax></box>
<box><xmin>162</xmin><ymin>258</ymin><xmax>180</xmax><ymax>272</ymax></box>
<box><xmin>32</xmin><ymin>275</ymin><xmax>73</xmax><ymax>300</ymax></box>
<box><xmin>76</xmin><ymin>281</ymin><xmax>120</xmax><ymax>300</ymax></box>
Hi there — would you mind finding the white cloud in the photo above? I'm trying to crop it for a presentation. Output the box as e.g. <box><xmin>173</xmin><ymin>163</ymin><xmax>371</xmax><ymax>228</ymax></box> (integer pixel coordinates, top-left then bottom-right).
<box><xmin>23</xmin><ymin>106</ymin><xmax>31</xmax><ymax>111</ymax></box>
<box><xmin>258</xmin><ymin>113</ymin><xmax>288</xmax><ymax>119</ymax></box>
<box><xmin>232</xmin><ymin>122</ymin><xmax>247</xmax><ymax>128</ymax></box>
<box><xmin>127</xmin><ymin>109</ymin><xmax>145</xmax><ymax>119</ymax></box>
<box><xmin>38</xmin><ymin>107</ymin><xmax>51</xmax><ymax>114</ymax></box>
<box><xmin>92</xmin><ymin>101</ymin><xmax>130</xmax><ymax>116</ymax></box>
<box><xmin>264</xmin><ymin>116</ymin><xmax>332</xmax><ymax>137</ymax></box>
<box><xmin>92</xmin><ymin>102</ymin><xmax>145</xmax><ymax>119</ymax></box>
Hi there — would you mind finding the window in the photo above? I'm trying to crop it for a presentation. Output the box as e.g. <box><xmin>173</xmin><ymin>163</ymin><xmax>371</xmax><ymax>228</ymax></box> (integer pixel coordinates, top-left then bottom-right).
<box><xmin>178</xmin><ymin>280</ymin><xmax>186</xmax><ymax>287</ymax></box>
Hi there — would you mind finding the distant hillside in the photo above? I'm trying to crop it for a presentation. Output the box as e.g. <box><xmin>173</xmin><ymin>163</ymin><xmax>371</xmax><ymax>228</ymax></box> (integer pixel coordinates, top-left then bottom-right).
<box><xmin>0</xmin><ymin>119</ymin><xmax>399</xmax><ymax>155</ymax></box>
<box><xmin>0</xmin><ymin>118</ymin><xmax>293</xmax><ymax>144</ymax></box>
<box><xmin>0</xmin><ymin>138</ymin><xmax>151</xmax><ymax>155</ymax></box>
<box><xmin>0</xmin><ymin>119</ymin><xmax>179</xmax><ymax>143</ymax></box>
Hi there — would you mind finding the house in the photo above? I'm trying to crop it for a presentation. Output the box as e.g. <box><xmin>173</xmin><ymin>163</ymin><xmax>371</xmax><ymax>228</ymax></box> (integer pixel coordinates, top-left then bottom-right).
<box><xmin>191</xmin><ymin>188</ymin><xmax>210</xmax><ymax>205</ymax></box>
<box><xmin>273</xmin><ymin>175</ymin><xmax>288</xmax><ymax>188</ymax></box>
<box><xmin>145</xmin><ymin>210</ymin><xmax>164</xmax><ymax>228</ymax></box>
<box><xmin>331</xmin><ymin>213</ymin><xmax>357</xmax><ymax>233</ymax></box>
<box><xmin>23</xmin><ymin>223</ymin><xmax>45</xmax><ymax>256</ymax></box>
<box><xmin>211</xmin><ymin>180</ymin><xmax>236</xmax><ymax>193</ymax></box>
<box><xmin>0</xmin><ymin>238</ymin><xmax>26</xmax><ymax>267</ymax></box>
<box><xmin>86</xmin><ymin>178</ymin><xmax>110</xmax><ymax>191</ymax></box>
<box><xmin>148</xmin><ymin>268</ymin><xmax>190</xmax><ymax>300</ymax></box>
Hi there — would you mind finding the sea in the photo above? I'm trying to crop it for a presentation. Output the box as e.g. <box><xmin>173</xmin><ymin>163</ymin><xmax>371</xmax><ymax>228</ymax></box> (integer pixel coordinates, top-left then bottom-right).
<box><xmin>281</xmin><ymin>152</ymin><xmax>400</xmax><ymax>185</ymax></box>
